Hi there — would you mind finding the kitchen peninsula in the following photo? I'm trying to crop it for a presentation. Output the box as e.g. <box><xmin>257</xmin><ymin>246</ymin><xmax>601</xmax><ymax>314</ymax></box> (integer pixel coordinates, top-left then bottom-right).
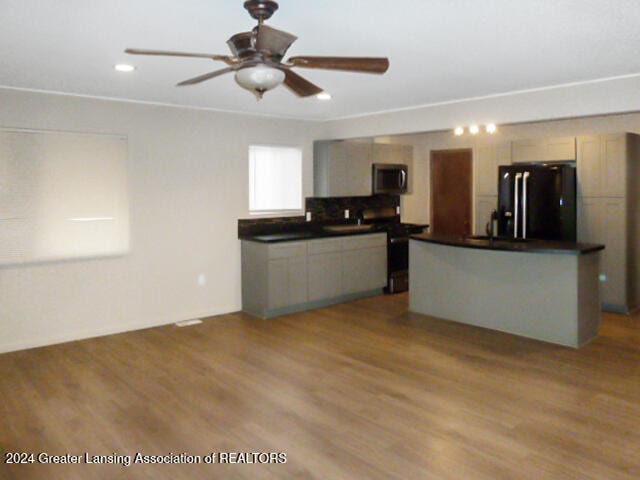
<box><xmin>409</xmin><ymin>233</ymin><xmax>605</xmax><ymax>347</ymax></box>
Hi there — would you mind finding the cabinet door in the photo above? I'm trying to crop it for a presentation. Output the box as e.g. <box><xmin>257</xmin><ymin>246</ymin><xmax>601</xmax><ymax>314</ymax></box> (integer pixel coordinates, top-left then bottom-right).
<box><xmin>308</xmin><ymin>252</ymin><xmax>343</xmax><ymax>301</ymax></box>
<box><xmin>546</xmin><ymin>137</ymin><xmax>576</xmax><ymax>161</ymax></box>
<box><xmin>267</xmin><ymin>256</ymin><xmax>308</xmax><ymax>309</ymax></box>
<box><xmin>372</xmin><ymin>143</ymin><xmax>394</xmax><ymax>164</ymax></box>
<box><xmin>513</xmin><ymin>137</ymin><xmax>575</xmax><ymax>163</ymax></box>
<box><xmin>287</xmin><ymin>256</ymin><xmax>308</xmax><ymax>306</ymax></box>
<box><xmin>342</xmin><ymin>246</ymin><xmax>387</xmax><ymax>294</ymax></box>
<box><xmin>512</xmin><ymin>139</ymin><xmax>546</xmax><ymax>163</ymax></box>
<box><xmin>474</xmin><ymin>195</ymin><xmax>497</xmax><ymax>235</ymax></box>
<box><xmin>601</xmin><ymin>198</ymin><xmax>627</xmax><ymax>308</ymax></box>
<box><xmin>267</xmin><ymin>258</ymin><xmax>290</xmax><ymax>309</ymax></box>
<box><xmin>576</xmin><ymin>197</ymin><xmax>604</xmax><ymax>243</ymax></box>
<box><xmin>373</xmin><ymin>144</ymin><xmax>413</xmax><ymax>164</ymax></box>
<box><xmin>601</xmin><ymin>134</ymin><xmax>626</xmax><ymax>197</ymax></box>
<box><xmin>474</xmin><ymin>143</ymin><xmax>510</xmax><ymax>196</ymax></box>
<box><xmin>577</xmin><ymin>136</ymin><xmax>602</xmax><ymax>197</ymax></box>
<box><xmin>327</xmin><ymin>141</ymin><xmax>372</xmax><ymax>197</ymax></box>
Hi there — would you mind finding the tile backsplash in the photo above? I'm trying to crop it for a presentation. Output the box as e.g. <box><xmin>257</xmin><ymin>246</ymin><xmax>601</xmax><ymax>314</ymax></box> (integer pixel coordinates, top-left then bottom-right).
<box><xmin>305</xmin><ymin>195</ymin><xmax>399</xmax><ymax>222</ymax></box>
<box><xmin>238</xmin><ymin>194</ymin><xmax>399</xmax><ymax>237</ymax></box>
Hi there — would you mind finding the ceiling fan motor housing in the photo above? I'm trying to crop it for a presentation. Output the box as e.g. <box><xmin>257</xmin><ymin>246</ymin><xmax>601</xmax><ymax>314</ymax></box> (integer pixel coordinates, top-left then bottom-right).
<box><xmin>244</xmin><ymin>0</ymin><xmax>279</xmax><ymax>22</ymax></box>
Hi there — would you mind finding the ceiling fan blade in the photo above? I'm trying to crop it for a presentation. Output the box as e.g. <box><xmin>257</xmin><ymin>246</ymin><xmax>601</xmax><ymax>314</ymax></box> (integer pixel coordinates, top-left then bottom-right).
<box><xmin>283</xmin><ymin>69</ymin><xmax>323</xmax><ymax>97</ymax></box>
<box><xmin>288</xmin><ymin>56</ymin><xmax>389</xmax><ymax>74</ymax></box>
<box><xmin>176</xmin><ymin>67</ymin><xmax>234</xmax><ymax>86</ymax></box>
<box><xmin>227</xmin><ymin>32</ymin><xmax>254</xmax><ymax>58</ymax></box>
<box><xmin>125</xmin><ymin>48</ymin><xmax>231</xmax><ymax>62</ymax></box>
<box><xmin>255</xmin><ymin>25</ymin><xmax>297</xmax><ymax>59</ymax></box>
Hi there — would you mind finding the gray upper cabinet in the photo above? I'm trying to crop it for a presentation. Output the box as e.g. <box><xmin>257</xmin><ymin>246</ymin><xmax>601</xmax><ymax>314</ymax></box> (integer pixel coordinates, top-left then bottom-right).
<box><xmin>512</xmin><ymin>136</ymin><xmax>576</xmax><ymax>163</ymax></box>
<box><xmin>314</xmin><ymin>140</ymin><xmax>372</xmax><ymax>197</ymax></box>
<box><xmin>314</xmin><ymin>140</ymin><xmax>413</xmax><ymax>197</ymax></box>
<box><xmin>473</xmin><ymin>142</ymin><xmax>510</xmax><ymax>235</ymax></box>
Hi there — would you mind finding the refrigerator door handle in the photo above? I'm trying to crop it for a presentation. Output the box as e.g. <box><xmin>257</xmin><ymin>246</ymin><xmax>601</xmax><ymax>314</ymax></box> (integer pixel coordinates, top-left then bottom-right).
<box><xmin>522</xmin><ymin>171</ymin><xmax>530</xmax><ymax>239</ymax></box>
<box><xmin>514</xmin><ymin>173</ymin><xmax>522</xmax><ymax>238</ymax></box>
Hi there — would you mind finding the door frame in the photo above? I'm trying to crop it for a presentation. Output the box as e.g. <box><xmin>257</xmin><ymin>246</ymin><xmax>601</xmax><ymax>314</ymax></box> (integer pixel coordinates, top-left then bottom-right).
<box><xmin>429</xmin><ymin>148</ymin><xmax>473</xmax><ymax>235</ymax></box>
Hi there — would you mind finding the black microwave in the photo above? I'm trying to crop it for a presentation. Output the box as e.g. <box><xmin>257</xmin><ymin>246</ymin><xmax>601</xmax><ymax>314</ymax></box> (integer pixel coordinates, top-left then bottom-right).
<box><xmin>372</xmin><ymin>163</ymin><xmax>408</xmax><ymax>194</ymax></box>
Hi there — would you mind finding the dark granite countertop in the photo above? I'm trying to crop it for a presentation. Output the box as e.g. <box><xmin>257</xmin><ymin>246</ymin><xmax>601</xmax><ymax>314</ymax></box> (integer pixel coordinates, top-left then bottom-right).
<box><xmin>239</xmin><ymin>226</ymin><xmax>389</xmax><ymax>243</ymax></box>
<box><xmin>410</xmin><ymin>232</ymin><xmax>605</xmax><ymax>255</ymax></box>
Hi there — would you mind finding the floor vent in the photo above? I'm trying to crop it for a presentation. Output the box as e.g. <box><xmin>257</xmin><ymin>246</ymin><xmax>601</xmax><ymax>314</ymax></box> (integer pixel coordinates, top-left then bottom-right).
<box><xmin>175</xmin><ymin>319</ymin><xmax>203</xmax><ymax>327</ymax></box>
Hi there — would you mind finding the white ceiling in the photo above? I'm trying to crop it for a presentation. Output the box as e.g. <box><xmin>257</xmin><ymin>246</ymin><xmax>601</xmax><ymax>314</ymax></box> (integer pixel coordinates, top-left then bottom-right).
<box><xmin>2</xmin><ymin>0</ymin><xmax>640</xmax><ymax>121</ymax></box>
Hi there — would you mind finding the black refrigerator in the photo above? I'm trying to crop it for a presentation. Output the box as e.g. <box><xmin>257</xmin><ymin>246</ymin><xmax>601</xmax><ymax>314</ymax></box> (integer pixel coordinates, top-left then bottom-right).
<box><xmin>497</xmin><ymin>163</ymin><xmax>576</xmax><ymax>241</ymax></box>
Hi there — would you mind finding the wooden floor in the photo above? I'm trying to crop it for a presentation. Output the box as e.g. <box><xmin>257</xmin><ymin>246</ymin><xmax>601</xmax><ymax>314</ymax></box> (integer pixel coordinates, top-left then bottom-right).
<box><xmin>1</xmin><ymin>294</ymin><xmax>639</xmax><ymax>479</ymax></box>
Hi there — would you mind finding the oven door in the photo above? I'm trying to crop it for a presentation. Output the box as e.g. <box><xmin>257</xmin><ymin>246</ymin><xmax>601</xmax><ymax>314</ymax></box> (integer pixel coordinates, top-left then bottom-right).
<box><xmin>387</xmin><ymin>236</ymin><xmax>409</xmax><ymax>293</ymax></box>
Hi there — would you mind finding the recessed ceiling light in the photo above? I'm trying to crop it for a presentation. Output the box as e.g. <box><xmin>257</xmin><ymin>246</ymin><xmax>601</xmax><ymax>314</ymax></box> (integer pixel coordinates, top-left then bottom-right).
<box><xmin>114</xmin><ymin>64</ymin><xmax>135</xmax><ymax>72</ymax></box>
<box><xmin>469</xmin><ymin>124</ymin><xmax>480</xmax><ymax>135</ymax></box>
<box><xmin>454</xmin><ymin>126</ymin><xmax>464</xmax><ymax>136</ymax></box>
<box><xmin>316</xmin><ymin>92</ymin><xmax>332</xmax><ymax>101</ymax></box>
<box><xmin>486</xmin><ymin>123</ymin><xmax>497</xmax><ymax>134</ymax></box>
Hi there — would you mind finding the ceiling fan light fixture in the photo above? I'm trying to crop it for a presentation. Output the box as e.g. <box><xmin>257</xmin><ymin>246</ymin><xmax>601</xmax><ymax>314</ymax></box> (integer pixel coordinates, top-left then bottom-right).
<box><xmin>316</xmin><ymin>92</ymin><xmax>332</xmax><ymax>101</ymax></box>
<box><xmin>235</xmin><ymin>65</ymin><xmax>285</xmax><ymax>97</ymax></box>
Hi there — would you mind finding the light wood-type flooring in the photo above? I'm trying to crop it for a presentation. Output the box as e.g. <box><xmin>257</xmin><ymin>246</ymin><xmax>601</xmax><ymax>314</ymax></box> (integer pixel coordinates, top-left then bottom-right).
<box><xmin>1</xmin><ymin>293</ymin><xmax>639</xmax><ymax>479</ymax></box>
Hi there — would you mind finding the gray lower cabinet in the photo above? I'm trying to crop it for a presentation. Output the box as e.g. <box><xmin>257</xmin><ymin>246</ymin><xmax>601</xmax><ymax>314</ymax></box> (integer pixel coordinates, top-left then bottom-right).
<box><xmin>342</xmin><ymin>236</ymin><xmax>387</xmax><ymax>294</ymax></box>
<box><xmin>308</xmin><ymin>252</ymin><xmax>343</xmax><ymax>301</ymax></box>
<box><xmin>241</xmin><ymin>233</ymin><xmax>387</xmax><ymax>318</ymax></box>
<box><xmin>267</xmin><ymin>256</ymin><xmax>307</xmax><ymax>309</ymax></box>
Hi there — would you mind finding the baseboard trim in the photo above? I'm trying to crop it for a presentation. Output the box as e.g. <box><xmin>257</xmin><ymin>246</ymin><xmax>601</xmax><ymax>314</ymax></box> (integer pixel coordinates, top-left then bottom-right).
<box><xmin>246</xmin><ymin>289</ymin><xmax>384</xmax><ymax>319</ymax></box>
<box><xmin>0</xmin><ymin>306</ymin><xmax>237</xmax><ymax>354</ymax></box>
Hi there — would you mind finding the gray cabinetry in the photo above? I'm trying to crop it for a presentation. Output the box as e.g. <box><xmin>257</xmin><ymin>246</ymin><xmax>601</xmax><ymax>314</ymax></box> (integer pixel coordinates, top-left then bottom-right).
<box><xmin>242</xmin><ymin>240</ymin><xmax>308</xmax><ymax>317</ymax></box>
<box><xmin>576</xmin><ymin>133</ymin><xmax>640</xmax><ymax>312</ymax></box>
<box><xmin>341</xmin><ymin>235</ymin><xmax>387</xmax><ymax>294</ymax></box>
<box><xmin>242</xmin><ymin>233</ymin><xmax>387</xmax><ymax>318</ymax></box>
<box><xmin>314</xmin><ymin>140</ymin><xmax>372</xmax><ymax>197</ymax></box>
<box><xmin>307</xmin><ymin>237</ymin><xmax>344</xmax><ymax>301</ymax></box>
<box><xmin>314</xmin><ymin>140</ymin><xmax>413</xmax><ymax>197</ymax></box>
<box><xmin>473</xmin><ymin>142</ymin><xmax>511</xmax><ymax>234</ymax></box>
<box><xmin>512</xmin><ymin>136</ymin><xmax>576</xmax><ymax>163</ymax></box>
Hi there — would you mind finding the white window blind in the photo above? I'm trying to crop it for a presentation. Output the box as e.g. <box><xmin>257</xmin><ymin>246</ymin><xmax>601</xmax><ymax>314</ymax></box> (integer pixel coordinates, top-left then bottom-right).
<box><xmin>249</xmin><ymin>145</ymin><xmax>302</xmax><ymax>213</ymax></box>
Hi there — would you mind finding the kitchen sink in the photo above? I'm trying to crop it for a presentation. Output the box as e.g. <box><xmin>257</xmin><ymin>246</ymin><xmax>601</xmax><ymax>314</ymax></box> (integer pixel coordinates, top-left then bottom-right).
<box><xmin>322</xmin><ymin>224</ymin><xmax>375</xmax><ymax>233</ymax></box>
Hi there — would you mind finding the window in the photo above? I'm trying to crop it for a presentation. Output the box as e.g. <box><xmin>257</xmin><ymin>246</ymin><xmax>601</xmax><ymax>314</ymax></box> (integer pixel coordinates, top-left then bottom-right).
<box><xmin>249</xmin><ymin>145</ymin><xmax>302</xmax><ymax>213</ymax></box>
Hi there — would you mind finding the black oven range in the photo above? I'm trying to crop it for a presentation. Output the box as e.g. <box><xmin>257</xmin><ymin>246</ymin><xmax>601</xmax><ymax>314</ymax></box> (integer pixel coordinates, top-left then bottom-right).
<box><xmin>359</xmin><ymin>207</ymin><xmax>428</xmax><ymax>293</ymax></box>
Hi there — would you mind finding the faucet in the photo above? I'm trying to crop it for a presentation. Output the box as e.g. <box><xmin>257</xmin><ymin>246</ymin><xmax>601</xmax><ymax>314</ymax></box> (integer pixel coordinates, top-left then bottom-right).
<box><xmin>486</xmin><ymin>209</ymin><xmax>498</xmax><ymax>243</ymax></box>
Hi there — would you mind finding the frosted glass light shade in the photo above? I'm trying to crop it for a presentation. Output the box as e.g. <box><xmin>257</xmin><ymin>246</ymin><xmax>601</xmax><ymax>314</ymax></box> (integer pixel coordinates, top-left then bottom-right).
<box><xmin>235</xmin><ymin>65</ymin><xmax>285</xmax><ymax>94</ymax></box>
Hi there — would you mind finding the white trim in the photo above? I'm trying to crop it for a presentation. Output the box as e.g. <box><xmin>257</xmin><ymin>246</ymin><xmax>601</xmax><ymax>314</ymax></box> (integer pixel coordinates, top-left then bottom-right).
<box><xmin>0</xmin><ymin>307</ymin><xmax>237</xmax><ymax>354</ymax></box>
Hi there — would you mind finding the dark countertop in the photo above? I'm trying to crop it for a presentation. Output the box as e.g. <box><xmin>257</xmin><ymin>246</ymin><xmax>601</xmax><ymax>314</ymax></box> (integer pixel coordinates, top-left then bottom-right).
<box><xmin>240</xmin><ymin>222</ymin><xmax>429</xmax><ymax>243</ymax></box>
<box><xmin>410</xmin><ymin>232</ymin><xmax>605</xmax><ymax>255</ymax></box>
<box><xmin>240</xmin><ymin>227</ymin><xmax>387</xmax><ymax>243</ymax></box>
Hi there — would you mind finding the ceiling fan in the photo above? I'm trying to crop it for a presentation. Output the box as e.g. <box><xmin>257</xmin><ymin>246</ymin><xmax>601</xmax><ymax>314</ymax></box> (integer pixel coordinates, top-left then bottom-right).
<box><xmin>125</xmin><ymin>0</ymin><xmax>389</xmax><ymax>99</ymax></box>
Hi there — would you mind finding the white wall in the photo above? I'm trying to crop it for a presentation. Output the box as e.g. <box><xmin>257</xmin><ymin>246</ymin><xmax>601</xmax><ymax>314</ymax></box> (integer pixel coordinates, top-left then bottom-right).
<box><xmin>322</xmin><ymin>75</ymin><xmax>640</xmax><ymax>139</ymax></box>
<box><xmin>0</xmin><ymin>88</ymin><xmax>320</xmax><ymax>353</ymax></box>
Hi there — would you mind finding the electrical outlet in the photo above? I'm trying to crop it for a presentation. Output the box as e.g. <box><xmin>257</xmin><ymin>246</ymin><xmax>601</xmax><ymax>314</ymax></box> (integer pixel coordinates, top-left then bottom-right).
<box><xmin>344</xmin><ymin>209</ymin><xmax>349</xmax><ymax>219</ymax></box>
<box><xmin>396</xmin><ymin>206</ymin><xmax>400</xmax><ymax>215</ymax></box>
<box><xmin>306</xmin><ymin>211</ymin><xmax>312</xmax><ymax>221</ymax></box>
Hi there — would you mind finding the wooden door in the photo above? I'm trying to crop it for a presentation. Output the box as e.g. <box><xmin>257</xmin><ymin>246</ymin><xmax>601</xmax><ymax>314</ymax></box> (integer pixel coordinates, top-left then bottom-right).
<box><xmin>430</xmin><ymin>149</ymin><xmax>473</xmax><ymax>235</ymax></box>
